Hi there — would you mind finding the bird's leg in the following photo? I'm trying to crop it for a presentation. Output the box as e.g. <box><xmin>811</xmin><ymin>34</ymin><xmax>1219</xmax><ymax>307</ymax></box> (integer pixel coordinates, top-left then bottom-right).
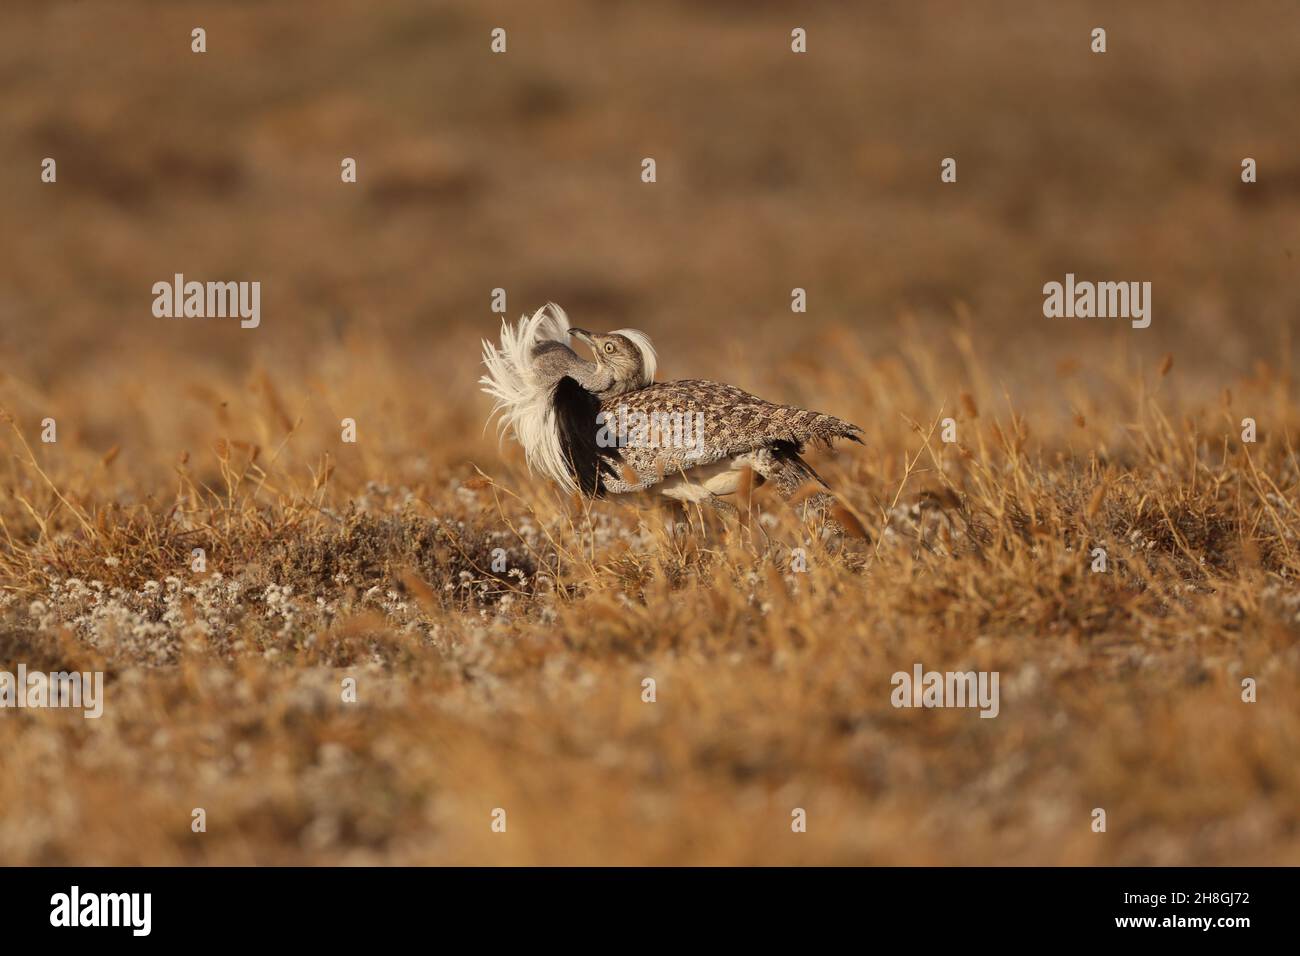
<box><xmin>702</xmin><ymin>495</ymin><xmax>740</xmax><ymax>522</ymax></box>
<box><xmin>753</xmin><ymin>449</ymin><xmax>870</xmax><ymax>543</ymax></box>
<box><xmin>800</xmin><ymin>491</ymin><xmax>865</xmax><ymax>541</ymax></box>
<box><xmin>680</xmin><ymin>494</ymin><xmax>736</xmax><ymax>535</ymax></box>
<box><xmin>698</xmin><ymin>494</ymin><xmax>766</xmax><ymax>549</ymax></box>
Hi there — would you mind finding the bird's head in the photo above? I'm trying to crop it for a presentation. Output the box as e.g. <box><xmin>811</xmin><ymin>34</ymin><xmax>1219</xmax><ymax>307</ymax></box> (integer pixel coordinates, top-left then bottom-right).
<box><xmin>568</xmin><ymin>327</ymin><xmax>657</xmax><ymax>397</ymax></box>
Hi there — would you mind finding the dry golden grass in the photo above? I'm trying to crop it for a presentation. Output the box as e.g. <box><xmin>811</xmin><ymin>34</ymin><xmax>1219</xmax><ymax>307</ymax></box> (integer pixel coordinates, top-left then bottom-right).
<box><xmin>2</xmin><ymin>330</ymin><xmax>1299</xmax><ymax>865</ymax></box>
<box><xmin>2</xmin><ymin>0</ymin><xmax>1299</xmax><ymax>865</ymax></box>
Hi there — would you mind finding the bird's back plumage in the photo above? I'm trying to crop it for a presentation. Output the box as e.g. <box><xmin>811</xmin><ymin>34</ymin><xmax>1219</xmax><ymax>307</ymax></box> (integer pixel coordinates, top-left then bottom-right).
<box><xmin>592</xmin><ymin>379</ymin><xmax>862</xmax><ymax>494</ymax></box>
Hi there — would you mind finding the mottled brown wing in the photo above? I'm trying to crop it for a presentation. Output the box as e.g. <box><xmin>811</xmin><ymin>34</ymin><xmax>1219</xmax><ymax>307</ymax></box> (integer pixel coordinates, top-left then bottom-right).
<box><xmin>597</xmin><ymin>379</ymin><xmax>862</xmax><ymax>491</ymax></box>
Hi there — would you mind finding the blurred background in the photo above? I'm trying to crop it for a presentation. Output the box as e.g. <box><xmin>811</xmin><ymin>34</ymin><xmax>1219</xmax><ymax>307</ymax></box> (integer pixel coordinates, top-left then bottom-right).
<box><xmin>2</xmin><ymin>0</ymin><xmax>1297</xmax><ymax>455</ymax></box>
<box><xmin>3</xmin><ymin>0</ymin><xmax>1300</xmax><ymax>868</ymax></box>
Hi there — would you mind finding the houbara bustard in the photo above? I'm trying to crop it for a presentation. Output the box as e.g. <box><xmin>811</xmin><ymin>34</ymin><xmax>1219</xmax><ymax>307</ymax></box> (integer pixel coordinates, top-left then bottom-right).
<box><xmin>480</xmin><ymin>303</ymin><xmax>865</xmax><ymax>535</ymax></box>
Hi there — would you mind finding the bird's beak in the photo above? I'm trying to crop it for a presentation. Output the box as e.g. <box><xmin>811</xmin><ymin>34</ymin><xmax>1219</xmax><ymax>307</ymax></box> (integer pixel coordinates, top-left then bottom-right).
<box><xmin>569</xmin><ymin>328</ymin><xmax>596</xmax><ymax>350</ymax></box>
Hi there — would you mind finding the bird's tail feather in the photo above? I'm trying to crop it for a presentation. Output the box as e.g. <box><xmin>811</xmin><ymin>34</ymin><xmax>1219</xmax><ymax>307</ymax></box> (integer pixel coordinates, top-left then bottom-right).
<box><xmin>764</xmin><ymin>446</ymin><xmax>869</xmax><ymax>540</ymax></box>
<box><xmin>812</xmin><ymin>412</ymin><xmax>864</xmax><ymax>446</ymax></box>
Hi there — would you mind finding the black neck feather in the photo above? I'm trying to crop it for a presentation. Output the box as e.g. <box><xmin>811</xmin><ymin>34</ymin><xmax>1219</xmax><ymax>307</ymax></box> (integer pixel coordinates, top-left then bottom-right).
<box><xmin>552</xmin><ymin>377</ymin><xmax>621</xmax><ymax>496</ymax></box>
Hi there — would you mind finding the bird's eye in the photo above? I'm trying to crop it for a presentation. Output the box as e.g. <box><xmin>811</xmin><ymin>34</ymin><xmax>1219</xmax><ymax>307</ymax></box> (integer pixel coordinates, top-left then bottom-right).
<box><xmin>603</xmin><ymin>342</ymin><xmax>615</xmax><ymax>354</ymax></box>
